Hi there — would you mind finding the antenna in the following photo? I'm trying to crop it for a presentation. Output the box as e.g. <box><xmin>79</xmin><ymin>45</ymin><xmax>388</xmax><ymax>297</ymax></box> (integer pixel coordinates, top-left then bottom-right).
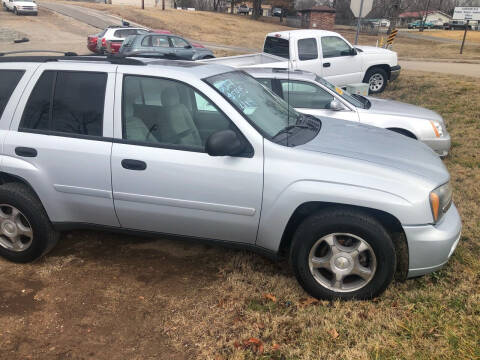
<box><xmin>287</xmin><ymin>31</ymin><xmax>290</xmax><ymax>147</ymax></box>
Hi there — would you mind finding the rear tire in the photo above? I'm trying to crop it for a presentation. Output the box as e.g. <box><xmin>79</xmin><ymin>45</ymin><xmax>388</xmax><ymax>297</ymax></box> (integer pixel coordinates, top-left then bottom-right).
<box><xmin>364</xmin><ymin>67</ymin><xmax>388</xmax><ymax>94</ymax></box>
<box><xmin>290</xmin><ymin>207</ymin><xmax>396</xmax><ymax>300</ymax></box>
<box><xmin>0</xmin><ymin>183</ymin><xmax>58</xmax><ymax>263</ymax></box>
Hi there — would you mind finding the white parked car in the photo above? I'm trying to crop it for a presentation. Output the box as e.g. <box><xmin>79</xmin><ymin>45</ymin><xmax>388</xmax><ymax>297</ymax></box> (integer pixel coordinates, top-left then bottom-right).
<box><xmin>2</xmin><ymin>0</ymin><xmax>37</xmax><ymax>15</ymax></box>
<box><xmin>202</xmin><ymin>29</ymin><xmax>400</xmax><ymax>94</ymax></box>
<box><xmin>245</xmin><ymin>68</ymin><xmax>451</xmax><ymax>157</ymax></box>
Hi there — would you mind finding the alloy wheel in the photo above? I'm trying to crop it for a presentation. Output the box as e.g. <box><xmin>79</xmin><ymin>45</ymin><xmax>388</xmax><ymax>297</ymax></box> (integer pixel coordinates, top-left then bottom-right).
<box><xmin>0</xmin><ymin>204</ymin><xmax>33</xmax><ymax>252</ymax></box>
<box><xmin>308</xmin><ymin>233</ymin><xmax>377</xmax><ymax>293</ymax></box>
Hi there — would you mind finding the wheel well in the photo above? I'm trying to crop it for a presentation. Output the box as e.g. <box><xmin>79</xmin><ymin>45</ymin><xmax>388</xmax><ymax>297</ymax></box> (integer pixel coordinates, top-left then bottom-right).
<box><xmin>0</xmin><ymin>172</ymin><xmax>42</xmax><ymax>203</ymax></box>
<box><xmin>363</xmin><ymin>64</ymin><xmax>391</xmax><ymax>81</ymax></box>
<box><xmin>387</xmin><ymin>127</ymin><xmax>417</xmax><ymax>139</ymax></box>
<box><xmin>279</xmin><ymin>202</ymin><xmax>409</xmax><ymax>280</ymax></box>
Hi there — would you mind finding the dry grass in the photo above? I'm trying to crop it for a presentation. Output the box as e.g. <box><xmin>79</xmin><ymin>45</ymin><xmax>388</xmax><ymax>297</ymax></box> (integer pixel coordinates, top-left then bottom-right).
<box><xmin>427</xmin><ymin>29</ymin><xmax>480</xmax><ymax>43</ymax></box>
<box><xmin>157</xmin><ymin>71</ymin><xmax>480</xmax><ymax>360</ymax></box>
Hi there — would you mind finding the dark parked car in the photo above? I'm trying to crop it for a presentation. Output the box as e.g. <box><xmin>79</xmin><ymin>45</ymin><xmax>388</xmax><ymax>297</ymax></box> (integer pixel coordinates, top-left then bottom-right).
<box><xmin>119</xmin><ymin>33</ymin><xmax>215</xmax><ymax>60</ymax></box>
<box><xmin>443</xmin><ymin>21</ymin><xmax>472</xmax><ymax>30</ymax></box>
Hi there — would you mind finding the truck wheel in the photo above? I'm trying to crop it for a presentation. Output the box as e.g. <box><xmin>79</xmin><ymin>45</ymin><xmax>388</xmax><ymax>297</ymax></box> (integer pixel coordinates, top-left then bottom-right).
<box><xmin>0</xmin><ymin>183</ymin><xmax>58</xmax><ymax>263</ymax></box>
<box><xmin>364</xmin><ymin>67</ymin><xmax>388</xmax><ymax>94</ymax></box>
<box><xmin>290</xmin><ymin>208</ymin><xmax>396</xmax><ymax>300</ymax></box>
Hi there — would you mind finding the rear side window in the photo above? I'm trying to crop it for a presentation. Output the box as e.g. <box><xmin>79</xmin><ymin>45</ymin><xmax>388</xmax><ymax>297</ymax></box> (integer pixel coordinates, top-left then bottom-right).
<box><xmin>263</xmin><ymin>36</ymin><xmax>289</xmax><ymax>59</ymax></box>
<box><xmin>298</xmin><ymin>38</ymin><xmax>318</xmax><ymax>61</ymax></box>
<box><xmin>0</xmin><ymin>70</ymin><xmax>25</xmax><ymax>119</ymax></box>
<box><xmin>20</xmin><ymin>71</ymin><xmax>107</xmax><ymax>137</ymax></box>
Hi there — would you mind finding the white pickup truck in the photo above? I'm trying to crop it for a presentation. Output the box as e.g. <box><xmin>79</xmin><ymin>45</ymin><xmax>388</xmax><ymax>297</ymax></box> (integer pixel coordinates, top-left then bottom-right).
<box><xmin>203</xmin><ymin>30</ymin><xmax>400</xmax><ymax>94</ymax></box>
<box><xmin>2</xmin><ymin>0</ymin><xmax>37</xmax><ymax>15</ymax></box>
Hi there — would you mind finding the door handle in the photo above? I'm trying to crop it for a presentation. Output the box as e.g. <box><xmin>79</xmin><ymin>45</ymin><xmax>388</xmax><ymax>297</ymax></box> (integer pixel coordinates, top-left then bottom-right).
<box><xmin>15</xmin><ymin>147</ymin><xmax>37</xmax><ymax>157</ymax></box>
<box><xmin>323</xmin><ymin>62</ymin><xmax>331</xmax><ymax>68</ymax></box>
<box><xmin>121</xmin><ymin>159</ymin><xmax>147</xmax><ymax>171</ymax></box>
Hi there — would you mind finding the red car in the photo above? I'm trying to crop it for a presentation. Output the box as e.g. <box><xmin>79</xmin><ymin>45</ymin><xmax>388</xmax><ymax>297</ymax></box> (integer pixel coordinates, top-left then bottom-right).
<box><xmin>87</xmin><ymin>27</ymin><xmax>173</xmax><ymax>54</ymax></box>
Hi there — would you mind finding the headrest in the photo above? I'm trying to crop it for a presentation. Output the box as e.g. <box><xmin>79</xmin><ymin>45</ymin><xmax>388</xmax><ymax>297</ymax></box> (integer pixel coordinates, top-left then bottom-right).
<box><xmin>162</xmin><ymin>87</ymin><xmax>180</xmax><ymax>107</ymax></box>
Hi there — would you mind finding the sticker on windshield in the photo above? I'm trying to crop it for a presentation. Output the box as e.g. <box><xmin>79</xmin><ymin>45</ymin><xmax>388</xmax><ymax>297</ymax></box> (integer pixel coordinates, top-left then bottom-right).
<box><xmin>335</xmin><ymin>87</ymin><xmax>344</xmax><ymax>95</ymax></box>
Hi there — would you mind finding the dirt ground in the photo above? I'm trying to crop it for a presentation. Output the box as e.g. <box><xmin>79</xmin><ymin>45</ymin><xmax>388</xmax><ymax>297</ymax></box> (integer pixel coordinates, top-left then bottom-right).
<box><xmin>0</xmin><ymin>7</ymin><xmax>96</xmax><ymax>55</ymax></box>
<box><xmin>0</xmin><ymin>7</ymin><xmax>479</xmax><ymax>360</ymax></box>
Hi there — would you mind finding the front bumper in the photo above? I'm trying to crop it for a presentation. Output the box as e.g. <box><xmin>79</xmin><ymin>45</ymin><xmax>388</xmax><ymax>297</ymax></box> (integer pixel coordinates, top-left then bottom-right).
<box><xmin>390</xmin><ymin>65</ymin><xmax>401</xmax><ymax>81</ymax></box>
<box><xmin>16</xmin><ymin>8</ymin><xmax>37</xmax><ymax>14</ymax></box>
<box><xmin>403</xmin><ymin>203</ymin><xmax>461</xmax><ymax>278</ymax></box>
<box><xmin>422</xmin><ymin>131</ymin><xmax>451</xmax><ymax>157</ymax></box>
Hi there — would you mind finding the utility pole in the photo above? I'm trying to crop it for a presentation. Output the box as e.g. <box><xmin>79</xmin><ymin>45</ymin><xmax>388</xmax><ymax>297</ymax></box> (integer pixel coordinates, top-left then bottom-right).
<box><xmin>141</xmin><ymin>0</ymin><xmax>144</xmax><ymax>9</ymax></box>
<box><xmin>354</xmin><ymin>0</ymin><xmax>365</xmax><ymax>45</ymax></box>
<box><xmin>162</xmin><ymin>0</ymin><xmax>165</xmax><ymax>10</ymax></box>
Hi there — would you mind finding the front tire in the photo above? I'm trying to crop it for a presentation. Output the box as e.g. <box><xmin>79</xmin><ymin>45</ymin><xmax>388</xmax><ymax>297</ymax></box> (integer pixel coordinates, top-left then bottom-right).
<box><xmin>0</xmin><ymin>183</ymin><xmax>58</xmax><ymax>263</ymax></box>
<box><xmin>290</xmin><ymin>208</ymin><xmax>396</xmax><ymax>300</ymax></box>
<box><xmin>364</xmin><ymin>67</ymin><xmax>388</xmax><ymax>94</ymax></box>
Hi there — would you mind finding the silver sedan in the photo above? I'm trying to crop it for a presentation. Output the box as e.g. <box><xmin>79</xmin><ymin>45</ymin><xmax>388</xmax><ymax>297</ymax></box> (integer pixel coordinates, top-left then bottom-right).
<box><xmin>245</xmin><ymin>68</ymin><xmax>450</xmax><ymax>157</ymax></box>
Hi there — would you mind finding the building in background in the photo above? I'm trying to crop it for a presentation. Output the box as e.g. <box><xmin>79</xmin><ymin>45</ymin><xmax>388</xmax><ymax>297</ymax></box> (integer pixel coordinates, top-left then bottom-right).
<box><xmin>299</xmin><ymin>5</ymin><xmax>336</xmax><ymax>29</ymax></box>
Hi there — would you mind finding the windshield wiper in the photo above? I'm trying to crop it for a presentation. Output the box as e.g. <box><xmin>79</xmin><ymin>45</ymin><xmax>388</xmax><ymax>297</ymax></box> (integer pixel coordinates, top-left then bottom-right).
<box><xmin>272</xmin><ymin>124</ymin><xmax>310</xmax><ymax>139</ymax></box>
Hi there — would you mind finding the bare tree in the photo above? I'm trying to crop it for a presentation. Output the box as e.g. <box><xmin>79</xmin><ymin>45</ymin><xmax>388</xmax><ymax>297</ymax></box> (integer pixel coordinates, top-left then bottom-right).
<box><xmin>252</xmin><ymin>0</ymin><xmax>262</xmax><ymax>19</ymax></box>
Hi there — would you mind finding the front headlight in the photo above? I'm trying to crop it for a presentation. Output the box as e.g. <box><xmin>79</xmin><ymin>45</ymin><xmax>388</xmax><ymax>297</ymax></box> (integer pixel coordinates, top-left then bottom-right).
<box><xmin>429</xmin><ymin>120</ymin><xmax>444</xmax><ymax>137</ymax></box>
<box><xmin>430</xmin><ymin>182</ymin><xmax>452</xmax><ymax>223</ymax></box>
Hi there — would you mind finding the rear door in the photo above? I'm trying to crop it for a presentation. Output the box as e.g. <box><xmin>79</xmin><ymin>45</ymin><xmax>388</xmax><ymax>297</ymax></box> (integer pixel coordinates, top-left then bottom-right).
<box><xmin>319</xmin><ymin>36</ymin><xmax>363</xmax><ymax>85</ymax></box>
<box><xmin>3</xmin><ymin>62</ymin><xmax>119</xmax><ymax>226</ymax></box>
<box><xmin>293</xmin><ymin>37</ymin><xmax>323</xmax><ymax>76</ymax></box>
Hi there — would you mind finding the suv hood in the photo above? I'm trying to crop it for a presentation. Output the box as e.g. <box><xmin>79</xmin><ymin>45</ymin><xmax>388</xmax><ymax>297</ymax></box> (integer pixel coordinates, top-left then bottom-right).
<box><xmin>298</xmin><ymin>117</ymin><xmax>448</xmax><ymax>184</ymax></box>
<box><xmin>363</xmin><ymin>97</ymin><xmax>444</xmax><ymax>123</ymax></box>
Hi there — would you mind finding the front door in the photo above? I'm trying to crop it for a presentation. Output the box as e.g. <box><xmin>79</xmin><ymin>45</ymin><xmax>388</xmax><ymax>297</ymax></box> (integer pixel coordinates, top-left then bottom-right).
<box><xmin>111</xmin><ymin>73</ymin><xmax>263</xmax><ymax>244</ymax></box>
<box><xmin>275</xmin><ymin>79</ymin><xmax>359</xmax><ymax>122</ymax></box>
<box><xmin>169</xmin><ymin>36</ymin><xmax>195</xmax><ymax>60</ymax></box>
<box><xmin>320</xmin><ymin>36</ymin><xmax>364</xmax><ymax>86</ymax></box>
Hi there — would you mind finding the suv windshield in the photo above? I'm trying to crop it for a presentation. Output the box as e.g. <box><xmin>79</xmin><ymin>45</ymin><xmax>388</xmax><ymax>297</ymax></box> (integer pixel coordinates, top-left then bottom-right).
<box><xmin>264</xmin><ymin>36</ymin><xmax>289</xmax><ymax>59</ymax></box>
<box><xmin>205</xmin><ymin>71</ymin><xmax>321</xmax><ymax>146</ymax></box>
<box><xmin>315</xmin><ymin>76</ymin><xmax>369</xmax><ymax>109</ymax></box>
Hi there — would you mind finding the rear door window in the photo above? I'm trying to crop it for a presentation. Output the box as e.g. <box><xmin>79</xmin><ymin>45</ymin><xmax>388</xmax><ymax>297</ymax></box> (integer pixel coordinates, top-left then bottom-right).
<box><xmin>298</xmin><ymin>38</ymin><xmax>318</xmax><ymax>61</ymax></box>
<box><xmin>20</xmin><ymin>71</ymin><xmax>107</xmax><ymax>137</ymax></box>
<box><xmin>263</xmin><ymin>36</ymin><xmax>289</xmax><ymax>59</ymax></box>
<box><xmin>0</xmin><ymin>70</ymin><xmax>25</xmax><ymax>119</ymax></box>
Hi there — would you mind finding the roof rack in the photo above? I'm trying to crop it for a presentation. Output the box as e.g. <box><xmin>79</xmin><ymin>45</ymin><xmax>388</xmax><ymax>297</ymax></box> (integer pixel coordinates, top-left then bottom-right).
<box><xmin>0</xmin><ymin>50</ymin><xmax>78</xmax><ymax>57</ymax></box>
<box><xmin>0</xmin><ymin>54</ymin><xmax>146</xmax><ymax>65</ymax></box>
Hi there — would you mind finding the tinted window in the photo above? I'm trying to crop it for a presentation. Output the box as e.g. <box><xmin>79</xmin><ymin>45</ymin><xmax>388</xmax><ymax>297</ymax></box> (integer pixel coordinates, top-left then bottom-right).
<box><xmin>122</xmin><ymin>75</ymin><xmax>232</xmax><ymax>151</ymax></box>
<box><xmin>170</xmin><ymin>37</ymin><xmax>189</xmax><ymax>48</ymax></box>
<box><xmin>280</xmin><ymin>80</ymin><xmax>333</xmax><ymax>109</ymax></box>
<box><xmin>298</xmin><ymin>38</ymin><xmax>318</xmax><ymax>61</ymax></box>
<box><xmin>0</xmin><ymin>70</ymin><xmax>24</xmax><ymax>119</ymax></box>
<box><xmin>20</xmin><ymin>71</ymin><xmax>107</xmax><ymax>137</ymax></box>
<box><xmin>263</xmin><ymin>36</ymin><xmax>289</xmax><ymax>59</ymax></box>
<box><xmin>321</xmin><ymin>36</ymin><xmax>352</xmax><ymax>58</ymax></box>
<box><xmin>20</xmin><ymin>71</ymin><xmax>53</xmax><ymax>131</ymax></box>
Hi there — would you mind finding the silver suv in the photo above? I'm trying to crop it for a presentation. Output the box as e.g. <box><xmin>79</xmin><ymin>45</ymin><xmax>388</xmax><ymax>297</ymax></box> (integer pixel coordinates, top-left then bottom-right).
<box><xmin>0</xmin><ymin>56</ymin><xmax>461</xmax><ymax>300</ymax></box>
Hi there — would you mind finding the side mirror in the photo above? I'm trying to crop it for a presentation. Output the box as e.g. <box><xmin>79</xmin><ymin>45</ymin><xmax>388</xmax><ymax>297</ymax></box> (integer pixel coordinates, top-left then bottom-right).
<box><xmin>184</xmin><ymin>44</ymin><xmax>192</xmax><ymax>49</ymax></box>
<box><xmin>328</xmin><ymin>99</ymin><xmax>345</xmax><ymax>111</ymax></box>
<box><xmin>206</xmin><ymin>130</ymin><xmax>246</xmax><ymax>157</ymax></box>
<box><xmin>350</xmin><ymin>48</ymin><xmax>357</xmax><ymax>55</ymax></box>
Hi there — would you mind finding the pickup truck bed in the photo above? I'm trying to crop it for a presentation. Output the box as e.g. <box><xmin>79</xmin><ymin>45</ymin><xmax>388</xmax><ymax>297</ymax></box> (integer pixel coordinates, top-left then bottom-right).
<box><xmin>201</xmin><ymin>52</ymin><xmax>286</xmax><ymax>67</ymax></box>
